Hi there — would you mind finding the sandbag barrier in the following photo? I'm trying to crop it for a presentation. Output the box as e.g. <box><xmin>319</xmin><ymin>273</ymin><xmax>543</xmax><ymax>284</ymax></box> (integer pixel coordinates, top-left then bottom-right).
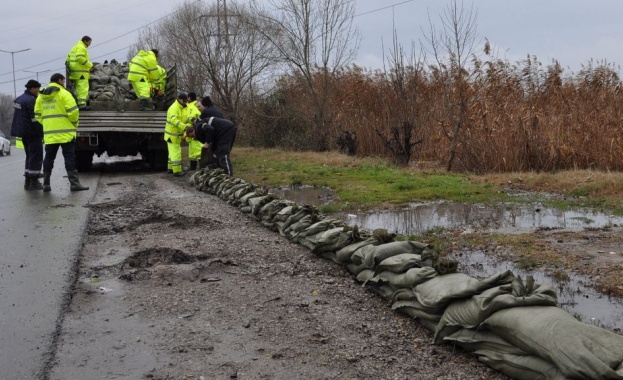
<box><xmin>189</xmin><ymin>168</ymin><xmax>623</xmax><ymax>380</ymax></box>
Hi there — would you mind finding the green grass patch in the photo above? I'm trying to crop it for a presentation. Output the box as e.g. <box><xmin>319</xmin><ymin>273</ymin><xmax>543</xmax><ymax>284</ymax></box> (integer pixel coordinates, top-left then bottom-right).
<box><xmin>233</xmin><ymin>148</ymin><xmax>514</xmax><ymax>211</ymax></box>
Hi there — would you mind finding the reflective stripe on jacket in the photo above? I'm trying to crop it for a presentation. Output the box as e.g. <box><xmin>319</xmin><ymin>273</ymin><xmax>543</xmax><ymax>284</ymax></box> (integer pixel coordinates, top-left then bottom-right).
<box><xmin>128</xmin><ymin>50</ymin><xmax>159</xmax><ymax>83</ymax></box>
<box><xmin>11</xmin><ymin>90</ymin><xmax>43</xmax><ymax>138</ymax></box>
<box><xmin>66</xmin><ymin>40</ymin><xmax>93</xmax><ymax>80</ymax></box>
<box><xmin>165</xmin><ymin>100</ymin><xmax>191</xmax><ymax>144</ymax></box>
<box><xmin>153</xmin><ymin>65</ymin><xmax>167</xmax><ymax>92</ymax></box>
<box><xmin>35</xmin><ymin>83</ymin><xmax>79</xmax><ymax>144</ymax></box>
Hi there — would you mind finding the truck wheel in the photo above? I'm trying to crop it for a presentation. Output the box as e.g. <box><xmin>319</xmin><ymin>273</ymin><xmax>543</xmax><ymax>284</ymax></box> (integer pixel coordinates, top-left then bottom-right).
<box><xmin>148</xmin><ymin>150</ymin><xmax>168</xmax><ymax>171</ymax></box>
<box><xmin>76</xmin><ymin>151</ymin><xmax>94</xmax><ymax>172</ymax></box>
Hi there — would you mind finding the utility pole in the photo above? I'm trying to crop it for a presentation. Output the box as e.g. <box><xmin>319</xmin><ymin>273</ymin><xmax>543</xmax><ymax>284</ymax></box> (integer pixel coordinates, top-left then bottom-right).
<box><xmin>216</xmin><ymin>0</ymin><xmax>231</xmax><ymax>47</ymax></box>
<box><xmin>24</xmin><ymin>69</ymin><xmax>51</xmax><ymax>82</ymax></box>
<box><xmin>0</xmin><ymin>48</ymin><xmax>31</xmax><ymax>98</ymax></box>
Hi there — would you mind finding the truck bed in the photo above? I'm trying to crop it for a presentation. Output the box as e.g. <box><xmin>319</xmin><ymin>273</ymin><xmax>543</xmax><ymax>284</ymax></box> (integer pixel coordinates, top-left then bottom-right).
<box><xmin>78</xmin><ymin>111</ymin><xmax>167</xmax><ymax>133</ymax></box>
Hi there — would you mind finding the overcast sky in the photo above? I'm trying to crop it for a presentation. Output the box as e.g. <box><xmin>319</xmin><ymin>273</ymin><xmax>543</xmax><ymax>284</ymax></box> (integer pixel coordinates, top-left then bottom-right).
<box><xmin>1</xmin><ymin>0</ymin><xmax>622</xmax><ymax>97</ymax></box>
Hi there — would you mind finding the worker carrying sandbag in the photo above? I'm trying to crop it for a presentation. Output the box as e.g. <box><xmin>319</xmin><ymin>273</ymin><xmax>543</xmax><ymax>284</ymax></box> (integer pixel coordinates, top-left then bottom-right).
<box><xmin>185</xmin><ymin>116</ymin><xmax>237</xmax><ymax>176</ymax></box>
<box><xmin>127</xmin><ymin>49</ymin><xmax>160</xmax><ymax>111</ymax></box>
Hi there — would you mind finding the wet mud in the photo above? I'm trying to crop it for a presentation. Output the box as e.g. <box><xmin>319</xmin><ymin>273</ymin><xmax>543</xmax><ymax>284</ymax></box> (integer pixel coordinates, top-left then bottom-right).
<box><xmin>50</xmin><ymin>174</ymin><xmax>507</xmax><ymax>380</ymax></box>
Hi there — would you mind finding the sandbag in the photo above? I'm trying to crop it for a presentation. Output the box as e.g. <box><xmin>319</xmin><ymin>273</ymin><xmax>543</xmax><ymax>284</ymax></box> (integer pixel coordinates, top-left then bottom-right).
<box><xmin>391</xmin><ymin>300</ymin><xmax>443</xmax><ymax>322</ymax></box>
<box><xmin>365</xmin><ymin>267</ymin><xmax>438</xmax><ymax>290</ymax></box>
<box><xmin>335</xmin><ymin>238</ymin><xmax>378</xmax><ymax>263</ymax></box>
<box><xmin>355</xmin><ymin>269</ymin><xmax>393</xmax><ymax>299</ymax></box>
<box><xmin>415</xmin><ymin>271</ymin><xmax>516</xmax><ymax>308</ymax></box>
<box><xmin>374</xmin><ymin>253</ymin><xmax>424</xmax><ymax>275</ymax></box>
<box><xmin>434</xmin><ymin>277</ymin><xmax>558</xmax><ymax>344</ymax></box>
<box><xmin>442</xmin><ymin>328</ymin><xmax>526</xmax><ymax>356</ymax></box>
<box><xmin>483</xmin><ymin>306</ymin><xmax>623</xmax><ymax>379</ymax></box>
<box><xmin>476</xmin><ymin>349</ymin><xmax>566</xmax><ymax>380</ymax></box>
<box><xmin>372</xmin><ymin>241</ymin><xmax>433</xmax><ymax>265</ymax></box>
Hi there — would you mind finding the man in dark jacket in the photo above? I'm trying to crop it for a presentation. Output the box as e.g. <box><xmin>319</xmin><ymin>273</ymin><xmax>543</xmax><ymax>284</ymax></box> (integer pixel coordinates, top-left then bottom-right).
<box><xmin>197</xmin><ymin>96</ymin><xmax>224</xmax><ymax>119</ymax></box>
<box><xmin>195</xmin><ymin>96</ymin><xmax>224</xmax><ymax>169</ymax></box>
<box><xmin>186</xmin><ymin>116</ymin><xmax>236</xmax><ymax>175</ymax></box>
<box><xmin>11</xmin><ymin>79</ymin><xmax>44</xmax><ymax>190</ymax></box>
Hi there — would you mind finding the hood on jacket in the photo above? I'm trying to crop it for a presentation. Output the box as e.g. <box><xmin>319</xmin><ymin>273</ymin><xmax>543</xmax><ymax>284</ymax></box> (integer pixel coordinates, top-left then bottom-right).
<box><xmin>39</xmin><ymin>85</ymin><xmax>61</xmax><ymax>98</ymax></box>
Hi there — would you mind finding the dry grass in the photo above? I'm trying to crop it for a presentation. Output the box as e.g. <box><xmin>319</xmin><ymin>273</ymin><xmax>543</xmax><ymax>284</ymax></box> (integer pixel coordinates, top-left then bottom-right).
<box><xmin>234</xmin><ymin>147</ymin><xmax>388</xmax><ymax>169</ymax></box>
<box><xmin>247</xmin><ymin>55</ymin><xmax>623</xmax><ymax>173</ymax></box>
<box><xmin>471</xmin><ymin>169</ymin><xmax>623</xmax><ymax>199</ymax></box>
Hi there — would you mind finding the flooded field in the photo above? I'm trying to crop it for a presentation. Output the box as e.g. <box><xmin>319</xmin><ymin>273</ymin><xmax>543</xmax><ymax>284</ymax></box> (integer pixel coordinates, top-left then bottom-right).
<box><xmin>269</xmin><ymin>185</ymin><xmax>623</xmax><ymax>234</ymax></box>
<box><xmin>270</xmin><ymin>185</ymin><xmax>623</xmax><ymax>332</ymax></box>
<box><xmin>346</xmin><ymin>201</ymin><xmax>623</xmax><ymax>235</ymax></box>
<box><xmin>451</xmin><ymin>249</ymin><xmax>623</xmax><ymax>332</ymax></box>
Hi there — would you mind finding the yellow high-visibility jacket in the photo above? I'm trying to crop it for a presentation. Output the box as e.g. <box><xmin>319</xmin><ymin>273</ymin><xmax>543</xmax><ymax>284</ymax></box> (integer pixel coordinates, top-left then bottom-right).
<box><xmin>34</xmin><ymin>83</ymin><xmax>79</xmax><ymax>144</ymax></box>
<box><xmin>66</xmin><ymin>40</ymin><xmax>93</xmax><ymax>80</ymax></box>
<box><xmin>128</xmin><ymin>50</ymin><xmax>159</xmax><ymax>83</ymax></box>
<box><xmin>187</xmin><ymin>100</ymin><xmax>201</xmax><ymax>121</ymax></box>
<box><xmin>183</xmin><ymin>100</ymin><xmax>203</xmax><ymax>160</ymax></box>
<box><xmin>165</xmin><ymin>100</ymin><xmax>191</xmax><ymax>144</ymax></box>
<box><xmin>153</xmin><ymin>65</ymin><xmax>167</xmax><ymax>94</ymax></box>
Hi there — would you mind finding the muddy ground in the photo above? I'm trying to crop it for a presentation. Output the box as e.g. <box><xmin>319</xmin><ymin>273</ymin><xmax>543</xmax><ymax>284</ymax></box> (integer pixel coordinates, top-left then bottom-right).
<box><xmin>48</xmin><ymin>172</ymin><xmax>623</xmax><ymax>379</ymax></box>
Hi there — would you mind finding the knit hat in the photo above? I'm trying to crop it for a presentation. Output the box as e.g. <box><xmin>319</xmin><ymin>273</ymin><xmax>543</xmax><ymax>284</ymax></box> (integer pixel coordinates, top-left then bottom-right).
<box><xmin>25</xmin><ymin>79</ymin><xmax>41</xmax><ymax>89</ymax></box>
<box><xmin>200</xmin><ymin>96</ymin><xmax>214</xmax><ymax>107</ymax></box>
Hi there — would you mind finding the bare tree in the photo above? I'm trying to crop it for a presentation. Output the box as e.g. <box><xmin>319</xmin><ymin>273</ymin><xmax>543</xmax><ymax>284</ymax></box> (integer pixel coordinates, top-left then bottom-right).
<box><xmin>424</xmin><ymin>0</ymin><xmax>479</xmax><ymax>171</ymax></box>
<box><xmin>255</xmin><ymin>0</ymin><xmax>359</xmax><ymax>151</ymax></box>
<box><xmin>0</xmin><ymin>93</ymin><xmax>14</xmax><ymax>137</ymax></box>
<box><xmin>364</xmin><ymin>33</ymin><xmax>427</xmax><ymax>166</ymax></box>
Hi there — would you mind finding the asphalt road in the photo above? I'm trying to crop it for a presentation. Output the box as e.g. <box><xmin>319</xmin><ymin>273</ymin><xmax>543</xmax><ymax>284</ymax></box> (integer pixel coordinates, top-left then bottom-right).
<box><xmin>0</xmin><ymin>148</ymin><xmax>98</xmax><ymax>380</ymax></box>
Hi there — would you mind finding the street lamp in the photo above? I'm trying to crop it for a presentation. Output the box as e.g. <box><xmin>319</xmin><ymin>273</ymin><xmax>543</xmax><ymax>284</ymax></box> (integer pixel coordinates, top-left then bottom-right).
<box><xmin>0</xmin><ymin>48</ymin><xmax>31</xmax><ymax>98</ymax></box>
<box><xmin>24</xmin><ymin>69</ymin><xmax>51</xmax><ymax>82</ymax></box>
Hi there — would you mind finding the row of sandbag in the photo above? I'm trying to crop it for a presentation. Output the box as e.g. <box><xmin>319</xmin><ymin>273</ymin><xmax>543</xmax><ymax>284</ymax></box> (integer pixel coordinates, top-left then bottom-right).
<box><xmin>189</xmin><ymin>169</ymin><xmax>623</xmax><ymax>380</ymax></box>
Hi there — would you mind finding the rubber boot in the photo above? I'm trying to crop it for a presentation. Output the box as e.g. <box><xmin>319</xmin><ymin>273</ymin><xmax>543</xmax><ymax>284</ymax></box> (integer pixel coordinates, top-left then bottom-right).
<box><xmin>24</xmin><ymin>176</ymin><xmax>30</xmax><ymax>190</ymax></box>
<box><xmin>43</xmin><ymin>172</ymin><xmax>52</xmax><ymax>192</ymax></box>
<box><xmin>28</xmin><ymin>177</ymin><xmax>44</xmax><ymax>190</ymax></box>
<box><xmin>139</xmin><ymin>98</ymin><xmax>148</xmax><ymax>111</ymax></box>
<box><xmin>189</xmin><ymin>160</ymin><xmax>197</xmax><ymax>171</ymax></box>
<box><xmin>68</xmin><ymin>170</ymin><xmax>89</xmax><ymax>191</ymax></box>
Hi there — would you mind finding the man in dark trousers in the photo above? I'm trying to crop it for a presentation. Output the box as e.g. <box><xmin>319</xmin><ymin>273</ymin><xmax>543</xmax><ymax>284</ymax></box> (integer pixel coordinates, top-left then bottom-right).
<box><xmin>11</xmin><ymin>79</ymin><xmax>44</xmax><ymax>190</ymax></box>
<box><xmin>35</xmin><ymin>73</ymin><xmax>89</xmax><ymax>192</ymax></box>
<box><xmin>195</xmin><ymin>96</ymin><xmax>224</xmax><ymax>169</ymax></box>
<box><xmin>186</xmin><ymin>116</ymin><xmax>236</xmax><ymax>175</ymax></box>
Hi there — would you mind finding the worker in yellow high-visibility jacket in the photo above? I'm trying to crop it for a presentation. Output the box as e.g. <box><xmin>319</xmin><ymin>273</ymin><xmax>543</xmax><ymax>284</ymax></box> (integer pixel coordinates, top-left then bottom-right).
<box><xmin>66</xmin><ymin>36</ymin><xmax>93</xmax><ymax>110</ymax></box>
<box><xmin>128</xmin><ymin>49</ymin><xmax>160</xmax><ymax>111</ymax></box>
<box><xmin>183</xmin><ymin>92</ymin><xmax>202</xmax><ymax>171</ymax></box>
<box><xmin>165</xmin><ymin>93</ymin><xmax>192</xmax><ymax>176</ymax></box>
<box><xmin>34</xmin><ymin>73</ymin><xmax>89</xmax><ymax>192</ymax></box>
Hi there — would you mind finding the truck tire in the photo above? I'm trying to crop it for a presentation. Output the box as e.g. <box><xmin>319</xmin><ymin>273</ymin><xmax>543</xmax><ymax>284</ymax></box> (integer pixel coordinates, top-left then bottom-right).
<box><xmin>76</xmin><ymin>151</ymin><xmax>94</xmax><ymax>172</ymax></box>
<box><xmin>147</xmin><ymin>150</ymin><xmax>168</xmax><ymax>171</ymax></box>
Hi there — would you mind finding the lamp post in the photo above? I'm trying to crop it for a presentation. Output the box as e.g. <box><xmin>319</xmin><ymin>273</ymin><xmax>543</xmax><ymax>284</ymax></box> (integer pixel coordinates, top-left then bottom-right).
<box><xmin>24</xmin><ymin>69</ymin><xmax>51</xmax><ymax>82</ymax></box>
<box><xmin>0</xmin><ymin>48</ymin><xmax>31</xmax><ymax>98</ymax></box>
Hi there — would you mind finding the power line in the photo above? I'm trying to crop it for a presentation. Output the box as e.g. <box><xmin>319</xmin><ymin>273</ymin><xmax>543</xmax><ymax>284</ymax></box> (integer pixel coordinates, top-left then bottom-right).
<box><xmin>354</xmin><ymin>0</ymin><xmax>415</xmax><ymax>18</ymax></box>
<box><xmin>0</xmin><ymin>0</ymin><xmax>200</xmax><ymax>79</ymax></box>
<box><xmin>3</xmin><ymin>0</ymin><xmax>408</xmax><ymax>87</ymax></box>
<box><xmin>0</xmin><ymin>0</ymin><xmax>143</xmax><ymax>37</ymax></box>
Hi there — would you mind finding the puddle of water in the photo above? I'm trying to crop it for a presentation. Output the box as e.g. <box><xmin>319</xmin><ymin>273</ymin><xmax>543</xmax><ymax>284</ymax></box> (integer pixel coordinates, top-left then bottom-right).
<box><xmin>344</xmin><ymin>202</ymin><xmax>623</xmax><ymax>235</ymax></box>
<box><xmin>268</xmin><ymin>186</ymin><xmax>622</xmax><ymax>234</ymax></box>
<box><xmin>450</xmin><ymin>249</ymin><xmax>623</xmax><ymax>332</ymax></box>
<box><xmin>268</xmin><ymin>186</ymin><xmax>623</xmax><ymax>331</ymax></box>
<box><xmin>269</xmin><ymin>186</ymin><xmax>334</xmax><ymax>206</ymax></box>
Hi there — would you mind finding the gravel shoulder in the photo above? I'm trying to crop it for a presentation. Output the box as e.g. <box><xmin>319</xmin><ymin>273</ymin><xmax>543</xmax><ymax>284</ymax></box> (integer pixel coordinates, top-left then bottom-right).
<box><xmin>48</xmin><ymin>172</ymin><xmax>507</xmax><ymax>380</ymax></box>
